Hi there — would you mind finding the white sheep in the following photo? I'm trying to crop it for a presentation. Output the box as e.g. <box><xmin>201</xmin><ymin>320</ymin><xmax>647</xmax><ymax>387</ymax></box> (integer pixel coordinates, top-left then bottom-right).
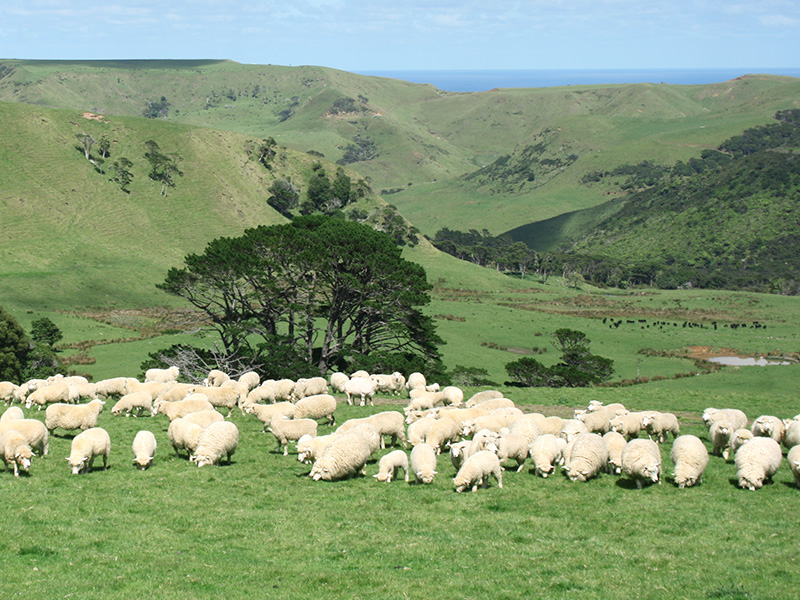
<box><xmin>410</xmin><ymin>442</ymin><xmax>438</xmax><ymax>484</ymax></box>
<box><xmin>462</xmin><ymin>414</ymin><xmax>515</xmax><ymax>437</ymax></box>
<box><xmin>167</xmin><ymin>418</ymin><xmax>203</xmax><ymax>458</ymax></box>
<box><xmin>534</xmin><ymin>415</ymin><xmax>565</xmax><ymax>436</ymax></box>
<box><xmin>153</xmin><ymin>383</ymin><xmax>194</xmax><ymax>405</ymax></box>
<box><xmin>0</xmin><ymin>429</ymin><xmax>33</xmax><ymax>477</ymax></box>
<box><xmin>424</xmin><ymin>417</ymin><xmax>462</xmax><ymax>454</ymax></box>
<box><xmin>449</xmin><ymin>440</ymin><xmax>472</xmax><ymax>472</ymax></box>
<box><xmin>374</xmin><ymin>450</ymin><xmax>410</xmax><ymax>482</ymax></box>
<box><xmin>405</xmin><ymin>372</ymin><xmax>427</xmax><ymax>394</ymax></box>
<box><xmin>730</xmin><ymin>428</ymin><xmax>754</xmax><ymax>456</ymax></box>
<box><xmin>787</xmin><ymin>445</ymin><xmax>800</xmax><ymax>488</ymax></box>
<box><xmin>245</xmin><ymin>402</ymin><xmax>296</xmax><ymax>431</ymax></box>
<box><xmin>204</xmin><ymin>369</ymin><xmax>230</xmax><ymax>387</ymax></box>
<box><xmin>291</xmin><ymin>377</ymin><xmax>328</xmax><ymax>401</ymax></box>
<box><xmin>497</xmin><ymin>432</ymin><xmax>529</xmax><ymax>472</ymax></box>
<box><xmin>0</xmin><ymin>381</ymin><xmax>19</xmax><ymax>405</ymax></box>
<box><xmin>1</xmin><ymin>406</ymin><xmax>24</xmax><ymax>423</ymax></box>
<box><xmin>132</xmin><ymin>430</ymin><xmax>157</xmax><ymax>470</ymax></box>
<box><xmin>440</xmin><ymin>386</ymin><xmax>464</xmax><ymax>407</ymax></box>
<box><xmin>670</xmin><ymin>435</ymin><xmax>709</xmax><ymax>488</ymax></box>
<box><xmin>642</xmin><ymin>412</ymin><xmax>680</xmax><ymax>443</ymax></box>
<box><xmin>703</xmin><ymin>407</ymin><xmax>748</xmax><ymax>431</ymax></box>
<box><xmin>509</xmin><ymin>417</ymin><xmax>541</xmax><ymax>444</ymax></box>
<box><xmin>45</xmin><ymin>399</ymin><xmax>105</xmax><ymax>435</ymax></box>
<box><xmin>370</xmin><ymin>373</ymin><xmax>405</xmax><ymax>396</ymax></box>
<box><xmin>407</xmin><ymin>416</ymin><xmax>437</xmax><ymax>446</ymax></box>
<box><xmin>602</xmin><ymin>431</ymin><xmax>628</xmax><ymax>475</ymax></box>
<box><xmin>609</xmin><ymin>412</ymin><xmax>645</xmax><ymax>440</ymax></box>
<box><xmin>466</xmin><ymin>429</ymin><xmax>500</xmax><ymax>458</ymax></box>
<box><xmin>269</xmin><ymin>415</ymin><xmax>318</xmax><ymax>456</ymax></box>
<box><xmin>95</xmin><ymin>377</ymin><xmax>136</xmax><ymax>398</ymax></box>
<box><xmin>453</xmin><ymin>450</ymin><xmax>503</xmax><ymax>492</ymax></box>
<box><xmin>350</xmin><ymin>370</ymin><xmax>371</xmax><ymax>379</ymax></box>
<box><xmin>194</xmin><ymin>421</ymin><xmax>239</xmax><ymax>467</ymax></box>
<box><xmin>145</xmin><ymin>365</ymin><xmax>180</xmax><ymax>383</ymax></box>
<box><xmin>476</xmin><ymin>398</ymin><xmax>515</xmax><ymax>412</ymax></box>
<box><xmin>783</xmin><ymin>420</ymin><xmax>800</xmax><ymax>450</ymax></box>
<box><xmin>329</xmin><ymin>372</ymin><xmax>349</xmax><ymax>394</ymax></box>
<box><xmin>709</xmin><ymin>420</ymin><xmax>734</xmax><ymax>459</ymax></box>
<box><xmin>235</xmin><ymin>371</ymin><xmax>260</xmax><ymax>391</ymax></box>
<box><xmin>67</xmin><ymin>427</ymin><xmax>110</xmax><ymax>474</ymax></box>
<box><xmin>111</xmin><ymin>392</ymin><xmax>153</xmax><ymax>417</ymax></box>
<box><xmin>293</xmin><ymin>394</ymin><xmax>337</xmax><ymax>426</ymax></box>
<box><xmin>750</xmin><ymin>415</ymin><xmax>785</xmax><ymax>444</ymax></box>
<box><xmin>336</xmin><ymin>411</ymin><xmax>407</xmax><ymax>449</ymax></box>
<box><xmin>565</xmin><ymin>433</ymin><xmax>607</xmax><ymax>482</ymax></box>
<box><xmin>297</xmin><ymin>433</ymin><xmax>339</xmax><ymax>465</ymax></box>
<box><xmin>621</xmin><ymin>438</ymin><xmax>662</xmax><ymax>489</ymax></box>
<box><xmin>183</xmin><ymin>409</ymin><xmax>224</xmax><ymax>429</ymax></box>
<box><xmin>344</xmin><ymin>377</ymin><xmax>378</xmax><ymax>406</ymax></box>
<box><xmin>25</xmin><ymin>382</ymin><xmax>77</xmax><ymax>410</ymax></box>
<box><xmin>0</xmin><ymin>419</ymin><xmax>49</xmax><ymax>456</ymax></box>
<box><xmin>188</xmin><ymin>385</ymin><xmax>245</xmax><ymax>417</ymax></box>
<box><xmin>127</xmin><ymin>380</ymin><xmax>171</xmax><ymax>400</ymax></box>
<box><xmin>405</xmin><ymin>390</ymin><xmax>443</xmax><ymax>413</ymax></box>
<box><xmin>310</xmin><ymin>428</ymin><xmax>375</xmax><ymax>481</ymax></box>
<box><xmin>529</xmin><ymin>434</ymin><xmax>567</xmax><ymax>478</ymax></box>
<box><xmin>559</xmin><ymin>419</ymin><xmax>590</xmax><ymax>443</ymax></box>
<box><xmin>578</xmin><ymin>410</ymin><xmax>613</xmax><ymax>434</ymax></box>
<box><xmin>464</xmin><ymin>390</ymin><xmax>503</xmax><ymax>407</ymax></box>
<box><xmin>735</xmin><ymin>436</ymin><xmax>782</xmax><ymax>491</ymax></box>
<box><xmin>155</xmin><ymin>394</ymin><xmax>215</xmax><ymax>420</ymax></box>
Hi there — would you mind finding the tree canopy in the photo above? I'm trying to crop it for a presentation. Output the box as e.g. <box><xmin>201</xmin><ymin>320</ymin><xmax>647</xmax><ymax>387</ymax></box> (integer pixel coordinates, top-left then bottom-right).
<box><xmin>157</xmin><ymin>216</ymin><xmax>444</xmax><ymax>375</ymax></box>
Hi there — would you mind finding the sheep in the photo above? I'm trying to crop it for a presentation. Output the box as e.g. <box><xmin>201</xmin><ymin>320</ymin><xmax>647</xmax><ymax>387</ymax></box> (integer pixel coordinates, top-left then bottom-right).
<box><xmin>291</xmin><ymin>377</ymin><xmax>328</xmax><ymax>401</ymax></box>
<box><xmin>194</xmin><ymin>421</ymin><xmax>239</xmax><ymax>467</ymax></box>
<box><xmin>153</xmin><ymin>383</ymin><xmax>194</xmax><ymax>405</ymax></box>
<box><xmin>329</xmin><ymin>372</ymin><xmax>349</xmax><ymax>394</ymax></box>
<box><xmin>730</xmin><ymin>428</ymin><xmax>754</xmax><ymax>456</ymax></box>
<box><xmin>167</xmin><ymin>418</ymin><xmax>203</xmax><ymax>458</ymax></box>
<box><xmin>350</xmin><ymin>370</ymin><xmax>371</xmax><ymax>379</ymax></box>
<box><xmin>374</xmin><ymin>450</ymin><xmax>410</xmax><ymax>482</ymax></box>
<box><xmin>145</xmin><ymin>365</ymin><xmax>180</xmax><ymax>384</ymax></box>
<box><xmin>408</xmin><ymin>416</ymin><xmax>437</xmax><ymax>446</ymax></box>
<box><xmin>585</xmin><ymin>401</ymin><xmax>628</xmax><ymax>416</ymax></box>
<box><xmin>735</xmin><ymin>436</ymin><xmax>782</xmax><ymax>491</ymax></box>
<box><xmin>578</xmin><ymin>410</ymin><xmax>613</xmax><ymax>434</ymax></box>
<box><xmin>245</xmin><ymin>402</ymin><xmax>296</xmax><ymax>431</ymax></box>
<box><xmin>204</xmin><ymin>369</ymin><xmax>230</xmax><ymax>387</ymax></box>
<box><xmin>132</xmin><ymin>430</ymin><xmax>157</xmax><ymax>470</ymax></box>
<box><xmin>529</xmin><ymin>434</ymin><xmax>567</xmax><ymax>478</ymax></box>
<box><xmin>565</xmin><ymin>433</ymin><xmax>607</xmax><ymax>482</ymax></box>
<box><xmin>188</xmin><ymin>385</ymin><xmax>245</xmax><ymax>417</ymax></box>
<box><xmin>370</xmin><ymin>373</ymin><xmax>405</xmax><ymax>396</ymax></box>
<box><xmin>509</xmin><ymin>417</ymin><xmax>541</xmax><ymax>444</ymax></box>
<box><xmin>405</xmin><ymin>390</ymin><xmax>443</xmax><ymax>413</ymax></box>
<box><xmin>534</xmin><ymin>415</ymin><xmax>565</xmax><ymax>436</ymax></box>
<box><xmin>462</xmin><ymin>414</ymin><xmax>515</xmax><ymax>437</ymax></box>
<box><xmin>621</xmin><ymin>439</ymin><xmax>662</xmax><ymax>489</ymax></box>
<box><xmin>155</xmin><ymin>394</ymin><xmax>215</xmax><ymax>420</ymax></box>
<box><xmin>344</xmin><ymin>376</ymin><xmax>378</xmax><ymax>406</ymax></box>
<box><xmin>0</xmin><ymin>429</ymin><xmax>33</xmax><ymax>476</ymax></box>
<box><xmin>436</xmin><ymin>407</ymin><xmax>491</xmax><ymax>427</ymax></box>
<box><xmin>491</xmin><ymin>406</ymin><xmax>523</xmax><ymax>418</ymax></box>
<box><xmin>424</xmin><ymin>417</ymin><xmax>462</xmax><ymax>454</ymax></box>
<box><xmin>709</xmin><ymin>420</ymin><xmax>734</xmax><ymax>459</ymax></box>
<box><xmin>45</xmin><ymin>399</ymin><xmax>105</xmax><ymax>435</ymax></box>
<box><xmin>410</xmin><ymin>442</ymin><xmax>438</xmax><ymax>484</ymax></box>
<box><xmin>0</xmin><ymin>381</ymin><xmax>19</xmax><ymax>405</ymax></box>
<box><xmin>127</xmin><ymin>380</ymin><xmax>171</xmax><ymax>400</ymax></box>
<box><xmin>609</xmin><ymin>412</ymin><xmax>645</xmax><ymax>440</ymax></box>
<box><xmin>453</xmin><ymin>450</ymin><xmax>503</xmax><ymax>492</ymax></box>
<box><xmin>71</xmin><ymin>382</ymin><xmax>98</xmax><ymax>402</ymax></box>
<box><xmin>272</xmin><ymin>379</ymin><xmax>298</xmax><ymax>402</ymax></box>
<box><xmin>603</xmin><ymin>431</ymin><xmax>628</xmax><ymax>475</ymax></box>
<box><xmin>237</xmin><ymin>371</ymin><xmax>260</xmax><ymax>391</ymax></box>
<box><xmin>297</xmin><ymin>433</ymin><xmax>339</xmax><ymax>464</ymax></box>
<box><xmin>1</xmin><ymin>406</ymin><xmax>24</xmax><ymax>423</ymax></box>
<box><xmin>560</xmin><ymin>419</ymin><xmax>589</xmax><ymax>443</ymax></box>
<box><xmin>336</xmin><ymin>411</ymin><xmax>407</xmax><ymax>449</ymax></box>
<box><xmin>269</xmin><ymin>415</ymin><xmax>318</xmax><ymax>456</ymax></box>
<box><xmin>642</xmin><ymin>412</ymin><xmax>680</xmax><ymax>443</ymax></box>
<box><xmin>787</xmin><ymin>445</ymin><xmax>800</xmax><ymax>488</ymax></box>
<box><xmin>293</xmin><ymin>394</ymin><xmax>337</xmax><ymax>426</ymax></box>
<box><xmin>751</xmin><ymin>415</ymin><xmax>785</xmax><ymax>444</ymax></box>
<box><xmin>783</xmin><ymin>420</ymin><xmax>800</xmax><ymax>450</ymax></box>
<box><xmin>670</xmin><ymin>435</ymin><xmax>709</xmax><ymax>488</ymax></box>
<box><xmin>95</xmin><ymin>377</ymin><xmax>136</xmax><ymax>399</ymax></box>
<box><xmin>0</xmin><ymin>419</ymin><xmax>49</xmax><ymax>456</ymax></box>
<box><xmin>464</xmin><ymin>390</ymin><xmax>504</xmax><ymax>407</ymax></box>
<box><xmin>497</xmin><ymin>432</ymin><xmax>529</xmax><ymax>472</ymax></box>
<box><xmin>475</xmin><ymin>398</ymin><xmax>515</xmax><ymax>412</ymax></box>
<box><xmin>703</xmin><ymin>408</ymin><xmax>748</xmax><ymax>431</ymax></box>
<box><xmin>449</xmin><ymin>441</ymin><xmax>472</xmax><ymax>472</ymax></box>
<box><xmin>67</xmin><ymin>427</ymin><xmax>110</xmax><ymax>474</ymax></box>
<box><xmin>309</xmin><ymin>428</ymin><xmax>376</xmax><ymax>481</ymax></box>
<box><xmin>25</xmin><ymin>383</ymin><xmax>77</xmax><ymax>410</ymax></box>
<box><xmin>183</xmin><ymin>409</ymin><xmax>225</xmax><ymax>429</ymax></box>
<box><xmin>466</xmin><ymin>429</ymin><xmax>500</xmax><ymax>458</ymax></box>
<box><xmin>111</xmin><ymin>392</ymin><xmax>153</xmax><ymax>418</ymax></box>
<box><xmin>405</xmin><ymin>372</ymin><xmax>427</xmax><ymax>394</ymax></box>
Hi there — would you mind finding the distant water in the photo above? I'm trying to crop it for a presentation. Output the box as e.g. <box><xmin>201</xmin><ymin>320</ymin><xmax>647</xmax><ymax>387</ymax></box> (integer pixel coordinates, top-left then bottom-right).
<box><xmin>355</xmin><ymin>68</ymin><xmax>800</xmax><ymax>92</ymax></box>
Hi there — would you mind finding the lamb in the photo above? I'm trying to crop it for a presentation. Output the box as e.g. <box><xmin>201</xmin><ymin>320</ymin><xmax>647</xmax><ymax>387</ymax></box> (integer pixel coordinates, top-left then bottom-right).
<box><xmin>440</xmin><ymin>386</ymin><xmax>464</xmax><ymax>407</ymax></box>
<box><xmin>449</xmin><ymin>441</ymin><xmax>472</xmax><ymax>472</ymax></box>
<box><xmin>344</xmin><ymin>376</ymin><xmax>378</xmax><ymax>406</ymax></box>
<box><xmin>709</xmin><ymin>420</ymin><xmax>734</xmax><ymax>459</ymax></box>
<box><xmin>405</xmin><ymin>372</ymin><xmax>427</xmax><ymax>394</ymax></box>
<box><xmin>621</xmin><ymin>439</ymin><xmax>662</xmax><ymax>489</ymax></box>
<box><xmin>642</xmin><ymin>412</ymin><xmax>680</xmax><ymax>443</ymax></box>
<box><xmin>453</xmin><ymin>450</ymin><xmax>503</xmax><ymax>492</ymax></box>
<box><xmin>370</xmin><ymin>373</ymin><xmax>405</xmax><ymax>396</ymax></box>
<box><xmin>336</xmin><ymin>411</ymin><xmax>407</xmax><ymax>448</ymax></box>
<box><xmin>0</xmin><ymin>419</ymin><xmax>49</xmax><ymax>456</ymax></box>
<box><xmin>734</xmin><ymin>436</ymin><xmax>782</xmax><ymax>491</ymax></box>
<box><xmin>407</xmin><ymin>416</ymin><xmax>437</xmax><ymax>446</ymax></box>
<box><xmin>529</xmin><ymin>434</ymin><xmax>567</xmax><ymax>478</ymax></box>
<box><xmin>297</xmin><ymin>433</ymin><xmax>339</xmax><ymax>464</ymax></box>
<box><xmin>564</xmin><ymin>433</ymin><xmax>607</xmax><ymax>482</ymax></box>
<box><xmin>194</xmin><ymin>421</ymin><xmax>239</xmax><ymax>467</ymax></box>
<box><xmin>750</xmin><ymin>415</ymin><xmax>785</xmax><ymax>444</ymax></box>
<box><xmin>111</xmin><ymin>392</ymin><xmax>153</xmax><ymax>417</ymax></box>
<box><xmin>410</xmin><ymin>442</ymin><xmax>438</xmax><ymax>484</ymax></box>
<box><xmin>237</xmin><ymin>371</ymin><xmax>260</xmax><ymax>391</ymax></box>
<box><xmin>25</xmin><ymin>382</ymin><xmax>78</xmax><ymax>410</ymax></box>
<box><xmin>424</xmin><ymin>417</ymin><xmax>462</xmax><ymax>454</ymax></box>
<box><xmin>783</xmin><ymin>420</ymin><xmax>800</xmax><ymax>450</ymax></box>
<box><xmin>670</xmin><ymin>435</ymin><xmax>709</xmax><ymax>488</ymax></box>
<box><xmin>787</xmin><ymin>445</ymin><xmax>800</xmax><ymax>488</ymax></box>
<box><xmin>0</xmin><ymin>429</ymin><xmax>33</xmax><ymax>476</ymax></box>
<box><xmin>405</xmin><ymin>390</ymin><xmax>443</xmax><ymax>413</ymax></box>
<box><xmin>132</xmin><ymin>430</ymin><xmax>157</xmax><ymax>470</ymax></box>
<box><xmin>183</xmin><ymin>409</ymin><xmax>224</xmax><ymax>429</ymax></box>
<box><xmin>609</xmin><ymin>412</ymin><xmax>645</xmax><ymax>440</ymax></box>
<box><xmin>145</xmin><ymin>365</ymin><xmax>180</xmax><ymax>383</ymax></box>
<box><xmin>154</xmin><ymin>394</ymin><xmax>215</xmax><ymax>420</ymax></box>
<box><xmin>67</xmin><ymin>427</ymin><xmax>110</xmax><ymax>474</ymax></box>
<box><xmin>373</xmin><ymin>450</ymin><xmax>410</xmax><ymax>482</ymax></box>
<box><xmin>293</xmin><ymin>394</ymin><xmax>337</xmax><ymax>426</ymax></box>
<box><xmin>245</xmin><ymin>402</ymin><xmax>296</xmax><ymax>431</ymax></box>
<box><xmin>167</xmin><ymin>417</ymin><xmax>203</xmax><ymax>458</ymax></box>
<box><xmin>560</xmin><ymin>419</ymin><xmax>590</xmax><ymax>443</ymax></box>
<box><xmin>204</xmin><ymin>369</ymin><xmax>230</xmax><ymax>387</ymax></box>
<box><xmin>703</xmin><ymin>408</ymin><xmax>748</xmax><ymax>431</ymax></box>
<box><xmin>730</xmin><ymin>428</ymin><xmax>754</xmax><ymax>456</ymax></box>
<box><xmin>602</xmin><ymin>431</ymin><xmax>628</xmax><ymax>475</ymax></box>
<box><xmin>291</xmin><ymin>377</ymin><xmax>328</xmax><ymax>401</ymax></box>
<box><xmin>497</xmin><ymin>432</ymin><xmax>529</xmax><ymax>472</ymax></box>
<box><xmin>187</xmin><ymin>385</ymin><xmax>245</xmax><ymax>417</ymax></box>
<box><xmin>269</xmin><ymin>415</ymin><xmax>318</xmax><ymax>456</ymax></box>
<box><xmin>309</xmin><ymin>428</ymin><xmax>375</xmax><ymax>481</ymax></box>
<box><xmin>1</xmin><ymin>406</ymin><xmax>24</xmax><ymax>423</ymax></box>
<box><xmin>329</xmin><ymin>372</ymin><xmax>349</xmax><ymax>394</ymax></box>
<box><xmin>45</xmin><ymin>399</ymin><xmax>105</xmax><ymax>435</ymax></box>
<box><xmin>464</xmin><ymin>390</ymin><xmax>504</xmax><ymax>407</ymax></box>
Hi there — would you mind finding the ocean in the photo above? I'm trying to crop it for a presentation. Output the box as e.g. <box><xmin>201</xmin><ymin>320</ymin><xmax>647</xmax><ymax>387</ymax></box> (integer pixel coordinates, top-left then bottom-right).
<box><xmin>354</xmin><ymin>68</ymin><xmax>800</xmax><ymax>92</ymax></box>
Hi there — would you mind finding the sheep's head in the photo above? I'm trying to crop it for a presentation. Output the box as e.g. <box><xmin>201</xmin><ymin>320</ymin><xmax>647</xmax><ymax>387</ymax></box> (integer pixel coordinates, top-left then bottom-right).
<box><xmin>133</xmin><ymin>457</ymin><xmax>152</xmax><ymax>470</ymax></box>
<box><xmin>15</xmin><ymin>451</ymin><xmax>32</xmax><ymax>473</ymax></box>
<box><xmin>67</xmin><ymin>456</ymin><xmax>86</xmax><ymax>475</ymax></box>
<box><xmin>195</xmin><ymin>455</ymin><xmax>212</xmax><ymax>468</ymax></box>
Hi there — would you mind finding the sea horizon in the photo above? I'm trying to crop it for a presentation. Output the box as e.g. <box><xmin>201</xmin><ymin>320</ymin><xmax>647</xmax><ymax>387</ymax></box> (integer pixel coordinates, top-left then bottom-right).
<box><xmin>354</xmin><ymin>67</ymin><xmax>800</xmax><ymax>92</ymax></box>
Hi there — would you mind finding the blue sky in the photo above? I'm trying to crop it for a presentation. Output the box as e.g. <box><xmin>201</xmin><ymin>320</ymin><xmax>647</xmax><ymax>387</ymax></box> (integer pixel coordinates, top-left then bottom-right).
<box><xmin>1</xmin><ymin>0</ymin><xmax>798</xmax><ymax>71</ymax></box>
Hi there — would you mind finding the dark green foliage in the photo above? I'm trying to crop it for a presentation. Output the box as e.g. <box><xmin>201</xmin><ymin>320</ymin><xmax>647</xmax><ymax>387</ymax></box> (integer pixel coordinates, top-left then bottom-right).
<box><xmin>330</xmin><ymin>96</ymin><xmax>359</xmax><ymax>115</ymax></box>
<box><xmin>30</xmin><ymin>316</ymin><xmax>62</xmax><ymax>347</ymax></box>
<box><xmin>143</xmin><ymin>96</ymin><xmax>170</xmax><ymax>119</ymax></box>
<box><xmin>337</xmin><ymin>134</ymin><xmax>378</xmax><ymax>165</ymax></box>
<box><xmin>110</xmin><ymin>157</ymin><xmax>134</xmax><ymax>192</ymax></box>
<box><xmin>144</xmin><ymin>140</ymin><xmax>183</xmax><ymax>196</ymax></box>
<box><xmin>254</xmin><ymin>137</ymin><xmax>277</xmax><ymax>169</ymax></box>
<box><xmin>267</xmin><ymin>179</ymin><xmax>300</xmax><ymax>217</ymax></box>
<box><xmin>449</xmin><ymin>365</ymin><xmax>498</xmax><ymax>387</ymax></box>
<box><xmin>432</xmin><ymin>228</ymin><xmax>535</xmax><ymax>274</ymax></box>
<box><xmin>0</xmin><ymin>305</ymin><xmax>31</xmax><ymax>383</ymax></box>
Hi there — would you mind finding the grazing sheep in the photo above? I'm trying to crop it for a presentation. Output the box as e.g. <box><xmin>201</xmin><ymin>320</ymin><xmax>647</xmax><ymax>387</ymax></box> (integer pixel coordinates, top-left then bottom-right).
<box><xmin>440</xmin><ymin>386</ymin><xmax>464</xmax><ymax>407</ymax></box>
<box><xmin>408</xmin><ymin>416</ymin><xmax>437</xmax><ymax>447</ymax></box>
<box><xmin>155</xmin><ymin>394</ymin><xmax>215</xmax><ymax>420</ymax></box>
<box><xmin>235</xmin><ymin>371</ymin><xmax>259</xmax><ymax>392</ymax></box>
<box><xmin>410</xmin><ymin>442</ymin><xmax>438</xmax><ymax>484</ymax></box>
<box><xmin>709</xmin><ymin>420</ymin><xmax>734</xmax><ymax>459</ymax></box>
<box><xmin>509</xmin><ymin>417</ymin><xmax>541</xmax><ymax>444</ymax></box>
<box><xmin>67</xmin><ymin>427</ymin><xmax>111</xmax><ymax>474</ymax></box>
<box><xmin>291</xmin><ymin>377</ymin><xmax>329</xmax><ymax>401</ymax></box>
<box><xmin>578</xmin><ymin>410</ymin><xmax>613</xmax><ymax>434</ymax></box>
<box><xmin>310</xmin><ymin>429</ymin><xmax>375</xmax><ymax>481</ymax></box>
<box><xmin>730</xmin><ymin>428</ymin><xmax>754</xmax><ymax>456</ymax></box>
<box><xmin>642</xmin><ymin>412</ymin><xmax>680</xmax><ymax>443</ymax></box>
<box><xmin>787</xmin><ymin>445</ymin><xmax>800</xmax><ymax>488</ymax></box>
<box><xmin>344</xmin><ymin>377</ymin><xmax>378</xmax><ymax>406</ymax></box>
<box><xmin>246</xmin><ymin>402</ymin><xmax>296</xmax><ymax>431</ymax></box>
<box><xmin>45</xmin><ymin>399</ymin><xmax>105</xmax><ymax>435</ymax></box>
<box><xmin>560</xmin><ymin>419</ymin><xmax>590</xmax><ymax>443</ymax></box>
<box><xmin>609</xmin><ymin>412</ymin><xmax>645</xmax><ymax>440</ymax></box>
<box><xmin>405</xmin><ymin>372</ymin><xmax>427</xmax><ymax>394</ymax></box>
<box><xmin>336</xmin><ymin>411</ymin><xmax>407</xmax><ymax>449</ymax></box>
<box><xmin>0</xmin><ymin>429</ymin><xmax>33</xmax><ymax>477</ymax></box>
<box><xmin>204</xmin><ymin>369</ymin><xmax>230</xmax><ymax>387</ymax></box>
<box><xmin>167</xmin><ymin>418</ymin><xmax>203</xmax><ymax>458</ymax></box>
<box><xmin>127</xmin><ymin>380</ymin><xmax>171</xmax><ymax>400</ymax></box>
<box><xmin>269</xmin><ymin>415</ymin><xmax>318</xmax><ymax>456</ymax></box>
<box><xmin>405</xmin><ymin>390</ymin><xmax>444</xmax><ymax>413</ymax></box>
<box><xmin>132</xmin><ymin>430</ymin><xmax>157</xmax><ymax>470</ymax></box>
<box><xmin>111</xmin><ymin>392</ymin><xmax>153</xmax><ymax>418</ymax></box>
<box><xmin>249</xmin><ymin>379</ymin><xmax>295</xmax><ymax>404</ymax></box>
<box><xmin>145</xmin><ymin>365</ymin><xmax>180</xmax><ymax>383</ymax></box>
<box><xmin>703</xmin><ymin>408</ymin><xmax>748</xmax><ymax>431</ymax></box>
<box><xmin>329</xmin><ymin>372</ymin><xmax>349</xmax><ymax>394</ymax></box>
<box><xmin>194</xmin><ymin>421</ymin><xmax>239</xmax><ymax>467</ymax></box>
<box><xmin>272</xmin><ymin>379</ymin><xmax>297</xmax><ymax>402</ymax></box>
<box><xmin>0</xmin><ymin>381</ymin><xmax>19</xmax><ymax>405</ymax></box>
<box><xmin>603</xmin><ymin>431</ymin><xmax>628</xmax><ymax>475</ymax></box>
<box><xmin>464</xmin><ymin>390</ymin><xmax>504</xmax><ymax>407</ymax></box>
<box><xmin>1</xmin><ymin>406</ymin><xmax>24</xmax><ymax>423</ymax></box>
<box><xmin>293</xmin><ymin>394</ymin><xmax>337</xmax><ymax>426</ymax></box>
<box><xmin>534</xmin><ymin>415</ymin><xmax>565</xmax><ymax>436</ymax></box>
<box><xmin>350</xmin><ymin>370</ymin><xmax>371</xmax><ymax>379</ymax></box>
<box><xmin>466</xmin><ymin>429</ymin><xmax>500</xmax><ymax>458</ymax></box>
<box><xmin>670</xmin><ymin>435</ymin><xmax>709</xmax><ymax>488</ymax></box>
<box><xmin>735</xmin><ymin>436</ymin><xmax>782</xmax><ymax>491</ymax></box>
<box><xmin>621</xmin><ymin>439</ymin><xmax>662</xmax><ymax>489</ymax></box>
<box><xmin>370</xmin><ymin>373</ymin><xmax>405</xmax><ymax>396</ymax></box>
<box><xmin>565</xmin><ymin>433</ymin><xmax>607</xmax><ymax>482</ymax></box>
<box><xmin>783</xmin><ymin>420</ymin><xmax>800</xmax><ymax>450</ymax></box>
<box><xmin>476</xmin><ymin>398</ymin><xmax>515</xmax><ymax>412</ymax></box>
<box><xmin>751</xmin><ymin>415</ymin><xmax>785</xmax><ymax>444</ymax></box>
<box><xmin>424</xmin><ymin>417</ymin><xmax>462</xmax><ymax>454</ymax></box>
<box><xmin>374</xmin><ymin>450</ymin><xmax>409</xmax><ymax>482</ymax></box>
<box><xmin>529</xmin><ymin>434</ymin><xmax>567</xmax><ymax>478</ymax></box>
<box><xmin>0</xmin><ymin>419</ymin><xmax>49</xmax><ymax>456</ymax></box>
<box><xmin>462</xmin><ymin>414</ymin><xmax>515</xmax><ymax>437</ymax></box>
<box><xmin>95</xmin><ymin>377</ymin><xmax>136</xmax><ymax>399</ymax></box>
<box><xmin>183</xmin><ymin>409</ymin><xmax>224</xmax><ymax>429</ymax></box>
<box><xmin>453</xmin><ymin>450</ymin><xmax>503</xmax><ymax>492</ymax></box>
<box><xmin>497</xmin><ymin>432</ymin><xmax>529</xmax><ymax>472</ymax></box>
<box><xmin>449</xmin><ymin>441</ymin><xmax>472</xmax><ymax>472</ymax></box>
<box><xmin>25</xmin><ymin>383</ymin><xmax>78</xmax><ymax>410</ymax></box>
<box><xmin>188</xmin><ymin>385</ymin><xmax>244</xmax><ymax>417</ymax></box>
<box><xmin>153</xmin><ymin>383</ymin><xmax>194</xmax><ymax>405</ymax></box>
<box><xmin>297</xmin><ymin>433</ymin><xmax>339</xmax><ymax>465</ymax></box>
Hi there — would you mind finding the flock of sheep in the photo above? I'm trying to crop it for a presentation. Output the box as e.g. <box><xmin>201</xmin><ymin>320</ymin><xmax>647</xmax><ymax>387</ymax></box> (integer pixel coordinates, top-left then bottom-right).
<box><xmin>1</xmin><ymin>367</ymin><xmax>799</xmax><ymax>493</ymax></box>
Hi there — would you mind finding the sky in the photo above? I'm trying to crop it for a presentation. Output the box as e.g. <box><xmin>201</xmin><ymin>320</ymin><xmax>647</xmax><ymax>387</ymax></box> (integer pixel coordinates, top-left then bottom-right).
<box><xmin>1</xmin><ymin>0</ymin><xmax>798</xmax><ymax>72</ymax></box>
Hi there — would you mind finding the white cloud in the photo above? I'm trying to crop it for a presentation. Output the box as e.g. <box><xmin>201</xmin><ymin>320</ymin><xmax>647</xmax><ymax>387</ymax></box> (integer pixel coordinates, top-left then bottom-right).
<box><xmin>759</xmin><ymin>13</ymin><xmax>799</xmax><ymax>26</ymax></box>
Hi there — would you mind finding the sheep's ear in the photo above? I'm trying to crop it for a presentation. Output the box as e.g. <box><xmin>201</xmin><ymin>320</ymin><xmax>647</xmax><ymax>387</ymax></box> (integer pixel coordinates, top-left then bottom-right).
<box><xmin>65</xmin><ymin>457</ymin><xmax>70</xmax><ymax>461</ymax></box>
<box><xmin>433</xmin><ymin>470</ymin><xmax>438</xmax><ymax>475</ymax></box>
<box><xmin>372</xmin><ymin>473</ymin><xmax>379</xmax><ymax>478</ymax></box>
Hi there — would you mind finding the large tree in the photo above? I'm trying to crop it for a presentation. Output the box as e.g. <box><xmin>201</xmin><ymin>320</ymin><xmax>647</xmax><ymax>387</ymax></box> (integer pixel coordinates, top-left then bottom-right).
<box><xmin>0</xmin><ymin>305</ymin><xmax>31</xmax><ymax>382</ymax></box>
<box><xmin>157</xmin><ymin>216</ymin><xmax>443</xmax><ymax>374</ymax></box>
